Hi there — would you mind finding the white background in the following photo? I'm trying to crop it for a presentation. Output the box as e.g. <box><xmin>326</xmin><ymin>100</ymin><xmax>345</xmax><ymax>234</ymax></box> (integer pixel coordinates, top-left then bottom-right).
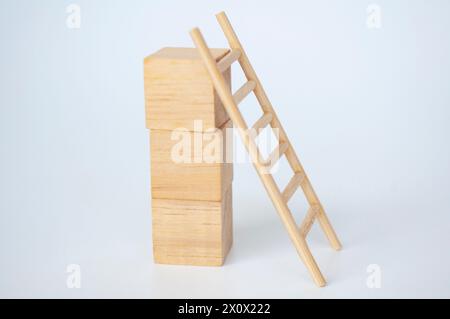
<box><xmin>1</xmin><ymin>0</ymin><xmax>450</xmax><ymax>298</ymax></box>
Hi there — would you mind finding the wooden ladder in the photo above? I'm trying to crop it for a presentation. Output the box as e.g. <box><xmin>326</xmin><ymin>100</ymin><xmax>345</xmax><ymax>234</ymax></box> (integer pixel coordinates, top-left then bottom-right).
<box><xmin>190</xmin><ymin>12</ymin><xmax>341</xmax><ymax>287</ymax></box>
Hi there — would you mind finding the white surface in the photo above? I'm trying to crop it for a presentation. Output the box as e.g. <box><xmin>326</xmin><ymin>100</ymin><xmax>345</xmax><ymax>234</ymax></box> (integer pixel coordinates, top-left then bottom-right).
<box><xmin>1</xmin><ymin>0</ymin><xmax>450</xmax><ymax>298</ymax></box>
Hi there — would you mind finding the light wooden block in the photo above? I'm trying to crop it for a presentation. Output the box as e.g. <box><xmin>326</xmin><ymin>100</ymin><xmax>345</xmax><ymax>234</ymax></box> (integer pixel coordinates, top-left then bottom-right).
<box><xmin>150</xmin><ymin>120</ymin><xmax>233</xmax><ymax>202</ymax></box>
<box><xmin>152</xmin><ymin>186</ymin><xmax>233</xmax><ymax>266</ymax></box>
<box><xmin>144</xmin><ymin>47</ymin><xmax>231</xmax><ymax>131</ymax></box>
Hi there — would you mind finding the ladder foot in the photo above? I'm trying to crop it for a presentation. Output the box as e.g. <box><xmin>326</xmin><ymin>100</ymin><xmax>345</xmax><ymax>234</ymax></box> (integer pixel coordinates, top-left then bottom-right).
<box><xmin>317</xmin><ymin>279</ymin><xmax>327</xmax><ymax>288</ymax></box>
<box><xmin>332</xmin><ymin>242</ymin><xmax>342</xmax><ymax>251</ymax></box>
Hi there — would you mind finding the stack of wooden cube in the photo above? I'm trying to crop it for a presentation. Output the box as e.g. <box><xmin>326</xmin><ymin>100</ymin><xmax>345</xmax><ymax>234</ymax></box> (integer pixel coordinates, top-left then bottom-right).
<box><xmin>143</xmin><ymin>48</ymin><xmax>233</xmax><ymax>266</ymax></box>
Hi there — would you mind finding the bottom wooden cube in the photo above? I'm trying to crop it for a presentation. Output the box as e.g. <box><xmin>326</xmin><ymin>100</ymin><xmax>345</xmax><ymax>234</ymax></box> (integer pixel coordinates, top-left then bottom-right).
<box><xmin>152</xmin><ymin>187</ymin><xmax>233</xmax><ymax>266</ymax></box>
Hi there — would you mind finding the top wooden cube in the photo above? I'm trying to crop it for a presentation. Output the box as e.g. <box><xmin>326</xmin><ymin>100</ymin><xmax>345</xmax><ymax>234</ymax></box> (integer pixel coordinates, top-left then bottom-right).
<box><xmin>144</xmin><ymin>47</ymin><xmax>231</xmax><ymax>131</ymax></box>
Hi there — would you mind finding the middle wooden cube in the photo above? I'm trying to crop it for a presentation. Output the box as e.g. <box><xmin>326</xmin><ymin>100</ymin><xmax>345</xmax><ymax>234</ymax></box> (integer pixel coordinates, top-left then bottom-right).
<box><xmin>150</xmin><ymin>120</ymin><xmax>233</xmax><ymax>201</ymax></box>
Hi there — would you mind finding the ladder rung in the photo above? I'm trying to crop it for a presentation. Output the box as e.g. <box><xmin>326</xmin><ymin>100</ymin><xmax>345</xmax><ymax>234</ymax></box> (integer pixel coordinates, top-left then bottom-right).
<box><xmin>252</xmin><ymin>113</ymin><xmax>273</xmax><ymax>132</ymax></box>
<box><xmin>300</xmin><ymin>205</ymin><xmax>320</xmax><ymax>238</ymax></box>
<box><xmin>282</xmin><ymin>172</ymin><xmax>305</xmax><ymax>202</ymax></box>
<box><xmin>233</xmin><ymin>81</ymin><xmax>256</xmax><ymax>105</ymax></box>
<box><xmin>264</xmin><ymin>141</ymin><xmax>289</xmax><ymax>169</ymax></box>
<box><xmin>217</xmin><ymin>49</ymin><xmax>241</xmax><ymax>73</ymax></box>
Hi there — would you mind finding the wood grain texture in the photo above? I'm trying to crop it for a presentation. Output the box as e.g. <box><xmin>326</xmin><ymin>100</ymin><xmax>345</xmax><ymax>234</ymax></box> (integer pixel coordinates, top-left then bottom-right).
<box><xmin>144</xmin><ymin>47</ymin><xmax>231</xmax><ymax>131</ymax></box>
<box><xmin>152</xmin><ymin>186</ymin><xmax>233</xmax><ymax>266</ymax></box>
<box><xmin>145</xmin><ymin>47</ymin><xmax>234</xmax><ymax>267</ymax></box>
<box><xmin>150</xmin><ymin>120</ymin><xmax>233</xmax><ymax>201</ymax></box>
